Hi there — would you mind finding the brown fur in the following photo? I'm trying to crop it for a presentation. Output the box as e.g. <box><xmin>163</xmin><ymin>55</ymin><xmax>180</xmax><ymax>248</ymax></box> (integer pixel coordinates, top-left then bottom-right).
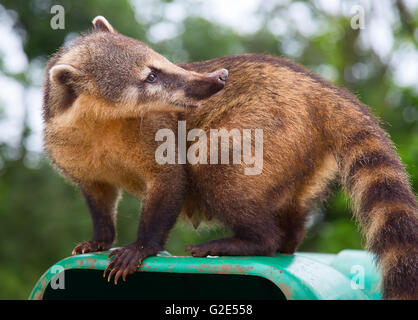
<box><xmin>180</xmin><ymin>54</ymin><xmax>417</xmax><ymax>299</ymax></box>
<box><xmin>43</xmin><ymin>18</ymin><xmax>417</xmax><ymax>298</ymax></box>
<box><xmin>43</xmin><ymin>16</ymin><xmax>228</xmax><ymax>284</ymax></box>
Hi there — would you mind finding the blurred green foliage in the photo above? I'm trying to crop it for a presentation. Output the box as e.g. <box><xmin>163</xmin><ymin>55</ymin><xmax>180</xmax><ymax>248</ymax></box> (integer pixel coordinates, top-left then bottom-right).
<box><xmin>0</xmin><ymin>0</ymin><xmax>417</xmax><ymax>299</ymax></box>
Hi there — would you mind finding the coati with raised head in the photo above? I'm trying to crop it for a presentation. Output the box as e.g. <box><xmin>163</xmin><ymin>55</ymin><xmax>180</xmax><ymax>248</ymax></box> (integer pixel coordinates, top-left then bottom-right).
<box><xmin>43</xmin><ymin>17</ymin><xmax>417</xmax><ymax>299</ymax></box>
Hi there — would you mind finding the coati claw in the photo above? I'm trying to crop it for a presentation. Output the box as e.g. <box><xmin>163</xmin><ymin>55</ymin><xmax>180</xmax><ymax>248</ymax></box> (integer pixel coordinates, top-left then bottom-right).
<box><xmin>72</xmin><ymin>240</ymin><xmax>112</xmax><ymax>255</ymax></box>
<box><xmin>186</xmin><ymin>244</ymin><xmax>213</xmax><ymax>257</ymax></box>
<box><xmin>104</xmin><ymin>243</ymin><xmax>157</xmax><ymax>285</ymax></box>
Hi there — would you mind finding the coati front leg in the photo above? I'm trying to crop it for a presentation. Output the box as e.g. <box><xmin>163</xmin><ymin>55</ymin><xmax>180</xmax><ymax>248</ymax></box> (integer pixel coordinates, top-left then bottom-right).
<box><xmin>72</xmin><ymin>182</ymin><xmax>120</xmax><ymax>255</ymax></box>
<box><xmin>104</xmin><ymin>175</ymin><xmax>186</xmax><ymax>284</ymax></box>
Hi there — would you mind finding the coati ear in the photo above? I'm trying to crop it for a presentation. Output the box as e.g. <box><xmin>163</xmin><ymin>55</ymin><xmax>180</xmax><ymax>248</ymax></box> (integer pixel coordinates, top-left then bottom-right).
<box><xmin>92</xmin><ymin>16</ymin><xmax>116</xmax><ymax>33</ymax></box>
<box><xmin>49</xmin><ymin>64</ymin><xmax>83</xmax><ymax>86</ymax></box>
<box><xmin>48</xmin><ymin>64</ymin><xmax>84</xmax><ymax>112</ymax></box>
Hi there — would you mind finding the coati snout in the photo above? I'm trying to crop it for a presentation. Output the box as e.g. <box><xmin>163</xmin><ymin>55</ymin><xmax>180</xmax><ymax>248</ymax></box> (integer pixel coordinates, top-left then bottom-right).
<box><xmin>44</xmin><ymin>17</ymin><xmax>228</xmax><ymax>120</ymax></box>
<box><xmin>184</xmin><ymin>68</ymin><xmax>228</xmax><ymax>105</ymax></box>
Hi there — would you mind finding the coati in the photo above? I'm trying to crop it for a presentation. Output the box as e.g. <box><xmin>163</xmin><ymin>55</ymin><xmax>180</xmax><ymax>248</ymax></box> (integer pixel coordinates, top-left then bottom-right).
<box><xmin>43</xmin><ymin>16</ymin><xmax>417</xmax><ymax>299</ymax></box>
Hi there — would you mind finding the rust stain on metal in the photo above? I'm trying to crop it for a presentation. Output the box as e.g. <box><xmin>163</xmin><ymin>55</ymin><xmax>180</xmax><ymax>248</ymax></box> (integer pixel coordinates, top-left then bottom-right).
<box><xmin>84</xmin><ymin>257</ymin><xmax>98</xmax><ymax>268</ymax></box>
<box><xmin>32</xmin><ymin>286</ymin><xmax>44</xmax><ymax>300</ymax></box>
<box><xmin>33</xmin><ymin>291</ymin><xmax>42</xmax><ymax>300</ymax></box>
<box><xmin>140</xmin><ymin>264</ymin><xmax>152</xmax><ymax>272</ymax></box>
<box><xmin>33</xmin><ymin>278</ymin><xmax>49</xmax><ymax>300</ymax></box>
<box><xmin>188</xmin><ymin>263</ymin><xmax>254</xmax><ymax>275</ymax></box>
<box><xmin>75</xmin><ymin>257</ymin><xmax>98</xmax><ymax>269</ymax></box>
<box><xmin>278</xmin><ymin>283</ymin><xmax>294</xmax><ymax>300</ymax></box>
<box><xmin>76</xmin><ymin>259</ymin><xmax>83</xmax><ymax>268</ymax></box>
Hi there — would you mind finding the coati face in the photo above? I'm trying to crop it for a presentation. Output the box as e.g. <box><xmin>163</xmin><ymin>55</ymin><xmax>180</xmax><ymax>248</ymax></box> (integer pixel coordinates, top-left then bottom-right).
<box><xmin>44</xmin><ymin>16</ymin><xmax>228</xmax><ymax>121</ymax></box>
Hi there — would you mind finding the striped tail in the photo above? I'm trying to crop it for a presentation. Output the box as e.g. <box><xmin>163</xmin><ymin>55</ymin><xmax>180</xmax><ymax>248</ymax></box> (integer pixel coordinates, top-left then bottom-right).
<box><xmin>338</xmin><ymin>128</ymin><xmax>418</xmax><ymax>299</ymax></box>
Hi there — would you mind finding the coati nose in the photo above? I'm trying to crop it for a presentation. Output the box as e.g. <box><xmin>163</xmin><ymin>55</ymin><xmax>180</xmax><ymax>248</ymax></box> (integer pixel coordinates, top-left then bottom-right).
<box><xmin>209</xmin><ymin>68</ymin><xmax>229</xmax><ymax>86</ymax></box>
<box><xmin>186</xmin><ymin>68</ymin><xmax>228</xmax><ymax>100</ymax></box>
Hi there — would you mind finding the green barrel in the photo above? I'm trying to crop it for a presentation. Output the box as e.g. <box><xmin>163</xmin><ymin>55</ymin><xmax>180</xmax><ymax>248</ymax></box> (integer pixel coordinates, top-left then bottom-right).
<box><xmin>29</xmin><ymin>249</ymin><xmax>382</xmax><ymax>300</ymax></box>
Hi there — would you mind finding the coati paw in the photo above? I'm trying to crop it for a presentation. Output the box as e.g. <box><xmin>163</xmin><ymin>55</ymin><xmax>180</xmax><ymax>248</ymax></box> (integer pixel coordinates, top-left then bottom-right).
<box><xmin>72</xmin><ymin>240</ymin><xmax>112</xmax><ymax>255</ymax></box>
<box><xmin>186</xmin><ymin>243</ymin><xmax>218</xmax><ymax>257</ymax></box>
<box><xmin>103</xmin><ymin>243</ymin><xmax>158</xmax><ymax>285</ymax></box>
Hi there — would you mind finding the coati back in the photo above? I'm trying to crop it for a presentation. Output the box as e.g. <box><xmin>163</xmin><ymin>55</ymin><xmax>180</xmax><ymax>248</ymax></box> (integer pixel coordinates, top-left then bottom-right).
<box><xmin>43</xmin><ymin>17</ymin><xmax>417</xmax><ymax>299</ymax></box>
<box><xmin>180</xmin><ymin>55</ymin><xmax>418</xmax><ymax>300</ymax></box>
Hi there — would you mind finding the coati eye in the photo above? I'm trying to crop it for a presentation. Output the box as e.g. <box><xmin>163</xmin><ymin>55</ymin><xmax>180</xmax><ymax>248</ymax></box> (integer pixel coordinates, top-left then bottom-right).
<box><xmin>146</xmin><ymin>72</ymin><xmax>157</xmax><ymax>83</ymax></box>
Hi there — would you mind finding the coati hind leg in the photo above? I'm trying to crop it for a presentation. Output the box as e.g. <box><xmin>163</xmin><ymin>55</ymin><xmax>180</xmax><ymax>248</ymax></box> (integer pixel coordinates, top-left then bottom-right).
<box><xmin>276</xmin><ymin>208</ymin><xmax>308</xmax><ymax>254</ymax></box>
<box><xmin>186</xmin><ymin>210</ymin><xmax>307</xmax><ymax>257</ymax></box>
<box><xmin>72</xmin><ymin>182</ymin><xmax>120</xmax><ymax>255</ymax></box>
<box><xmin>186</xmin><ymin>207</ymin><xmax>281</xmax><ymax>257</ymax></box>
<box><xmin>278</xmin><ymin>225</ymin><xmax>306</xmax><ymax>254</ymax></box>
<box><xmin>185</xmin><ymin>189</ymin><xmax>310</xmax><ymax>257</ymax></box>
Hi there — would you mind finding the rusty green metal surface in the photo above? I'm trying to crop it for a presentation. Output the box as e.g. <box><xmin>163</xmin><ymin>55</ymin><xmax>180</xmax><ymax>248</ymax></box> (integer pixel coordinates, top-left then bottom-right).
<box><xmin>29</xmin><ymin>249</ymin><xmax>382</xmax><ymax>300</ymax></box>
